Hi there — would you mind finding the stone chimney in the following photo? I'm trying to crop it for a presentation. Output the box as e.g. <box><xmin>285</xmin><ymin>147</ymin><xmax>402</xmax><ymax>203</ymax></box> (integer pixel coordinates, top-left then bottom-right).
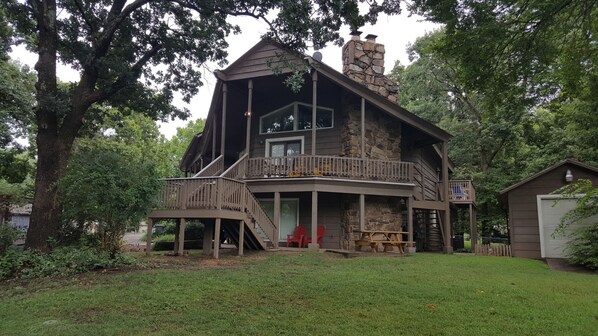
<box><xmin>342</xmin><ymin>32</ymin><xmax>399</xmax><ymax>103</ymax></box>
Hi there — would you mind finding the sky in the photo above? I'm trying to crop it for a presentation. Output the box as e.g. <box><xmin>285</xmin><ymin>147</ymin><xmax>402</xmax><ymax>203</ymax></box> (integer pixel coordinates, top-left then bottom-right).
<box><xmin>9</xmin><ymin>7</ymin><xmax>440</xmax><ymax>140</ymax></box>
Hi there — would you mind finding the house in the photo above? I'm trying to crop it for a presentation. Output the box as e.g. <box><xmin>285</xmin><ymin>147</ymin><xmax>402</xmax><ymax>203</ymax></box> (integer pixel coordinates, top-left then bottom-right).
<box><xmin>148</xmin><ymin>33</ymin><xmax>476</xmax><ymax>258</ymax></box>
<box><xmin>499</xmin><ymin>159</ymin><xmax>598</xmax><ymax>259</ymax></box>
<box><xmin>8</xmin><ymin>204</ymin><xmax>32</xmax><ymax>232</ymax></box>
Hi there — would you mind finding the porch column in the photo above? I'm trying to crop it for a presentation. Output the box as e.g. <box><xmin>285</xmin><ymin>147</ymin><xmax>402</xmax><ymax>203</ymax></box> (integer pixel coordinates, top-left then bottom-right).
<box><xmin>311</xmin><ymin>71</ymin><xmax>318</xmax><ymax>155</ymax></box>
<box><xmin>173</xmin><ymin>218</ymin><xmax>180</xmax><ymax>254</ymax></box>
<box><xmin>245</xmin><ymin>80</ymin><xmax>253</xmax><ymax>154</ymax></box>
<box><xmin>361</xmin><ymin>98</ymin><xmax>365</xmax><ymax>159</ymax></box>
<box><xmin>238</xmin><ymin>220</ymin><xmax>245</xmax><ymax>256</ymax></box>
<box><xmin>145</xmin><ymin>218</ymin><xmax>153</xmax><ymax>256</ymax></box>
<box><xmin>274</xmin><ymin>192</ymin><xmax>281</xmax><ymax>248</ymax></box>
<box><xmin>221</xmin><ymin>83</ymin><xmax>228</xmax><ymax>157</ymax></box>
<box><xmin>309</xmin><ymin>191</ymin><xmax>319</xmax><ymax>250</ymax></box>
<box><xmin>359</xmin><ymin>194</ymin><xmax>365</xmax><ymax>230</ymax></box>
<box><xmin>212</xmin><ymin>116</ymin><xmax>217</xmax><ymax>161</ymax></box>
<box><xmin>214</xmin><ymin>218</ymin><xmax>221</xmax><ymax>259</ymax></box>
<box><xmin>441</xmin><ymin>141</ymin><xmax>453</xmax><ymax>253</ymax></box>
<box><xmin>470</xmin><ymin>204</ymin><xmax>477</xmax><ymax>251</ymax></box>
<box><xmin>203</xmin><ymin>221</ymin><xmax>214</xmax><ymax>256</ymax></box>
<box><xmin>177</xmin><ymin>218</ymin><xmax>187</xmax><ymax>256</ymax></box>
<box><xmin>406</xmin><ymin>198</ymin><xmax>416</xmax><ymax>253</ymax></box>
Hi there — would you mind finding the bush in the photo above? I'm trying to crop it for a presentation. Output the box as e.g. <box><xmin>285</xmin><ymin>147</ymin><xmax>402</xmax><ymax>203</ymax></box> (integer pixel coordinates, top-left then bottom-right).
<box><xmin>565</xmin><ymin>223</ymin><xmax>598</xmax><ymax>270</ymax></box>
<box><xmin>0</xmin><ymin>246</ymin><xmax>139</xmax><ymax>280</ymax></box>
<box><xmin>0</xmin><ymin>224</ymin><xmax>18</xmax><ymax>255</ymax></box>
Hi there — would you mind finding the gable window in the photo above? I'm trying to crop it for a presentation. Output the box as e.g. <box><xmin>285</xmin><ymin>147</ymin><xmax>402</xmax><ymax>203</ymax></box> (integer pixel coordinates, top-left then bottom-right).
<box><xmin>260</xmin><ymin>102</ymin><xmax>333</xmax><ymax>134</ymax></box>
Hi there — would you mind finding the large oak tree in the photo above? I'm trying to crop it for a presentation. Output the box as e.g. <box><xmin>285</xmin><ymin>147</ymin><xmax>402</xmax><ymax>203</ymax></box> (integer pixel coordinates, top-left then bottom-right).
<box><xmin>4</xmin><ymin>0</ymin><xmax>402</xmax><ymax>251</ymax></box>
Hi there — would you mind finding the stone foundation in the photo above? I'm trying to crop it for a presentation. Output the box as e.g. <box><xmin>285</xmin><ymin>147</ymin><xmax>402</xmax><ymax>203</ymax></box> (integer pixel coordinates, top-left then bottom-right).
<box><xmin>340</xmin><ymin>195</ymin><xmax>403</xmax><ymax>249</ymax></box>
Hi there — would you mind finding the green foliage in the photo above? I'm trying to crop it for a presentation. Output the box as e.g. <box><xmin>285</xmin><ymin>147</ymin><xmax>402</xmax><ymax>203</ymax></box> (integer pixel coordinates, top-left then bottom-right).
<box><xmin>0</xmin><ymin>60</ymin><xmax>35</xmax><ymax>147</ymax></box>
<box><xmin>0</xmin><ymin>246</ymin><xmax>138</xmax><ymax>280</ymax></box>
<box><xmin>161</xmin><ymin>118</ymin><xmax>206</xmax><ymax>177</ymax></box>
<box><xmin>553</xmin><ymin>179</ymin><xmax>598</xmax><ymax>269</ymax></box>
<box><xmin>59</xmin><ymin>131</ymin><xmax>163</xmax><ymax>256</ymax></box>
<box><xmin>0</xmin><ymin>224</ymin><xmax>18</xmax><ymax>255</ymax></box>
<box><xmin>564</xmin><ymin>224</ymin><xmax>598</xmax><ymax>270</ymax></box>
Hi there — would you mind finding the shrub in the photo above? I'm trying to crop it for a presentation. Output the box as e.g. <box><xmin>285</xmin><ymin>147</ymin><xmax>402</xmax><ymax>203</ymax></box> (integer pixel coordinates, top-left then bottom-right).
<box><xmin>0</xmin><ymin>224</ymin><xmax>18</xmax><ymax>255</ymax></box>
<box><xmin>0</xmin><ymin>246</ymin><xmax>138</xmax><ymax>280</ymax></box>
<box><xmin>564</xmin><ymin>223</ymin><xmax>598</xmax><ymax>270</ymax></box>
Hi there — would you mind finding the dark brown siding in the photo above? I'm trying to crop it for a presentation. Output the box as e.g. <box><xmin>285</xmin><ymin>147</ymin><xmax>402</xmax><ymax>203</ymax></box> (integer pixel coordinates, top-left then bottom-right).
<box><xmin>225</xmin><ymin>44</ymin><xmax>301</xmax><ymax>80</ymax></box>
<box><xmin>507</xmin><ymin>164</ymin><xmax>598</xmax><ymax>259</ymax></box>
<box><xmin>402</xmin><ymin>147</ymin><xmax>441</xmax><ymax>201</ymax></box>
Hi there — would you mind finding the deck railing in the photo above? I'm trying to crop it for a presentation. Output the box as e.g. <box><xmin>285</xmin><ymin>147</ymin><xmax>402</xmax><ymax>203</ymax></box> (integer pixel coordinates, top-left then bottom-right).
<box><xmin>155</xmin><ymin>177</ymin><xmax>275</xmax><ymax>245</ymax></box>
<box><xmin>193</xmin><ymin>155</ymin><xmax>224</xmax><ymax>177</ymax></box>
<box><xmin>221</xmin><ymin>153</ymin><xmax>248</xmax><ymax>180</ymax></box>
<box><xmin>246</xmin><ymin>155</ymin><xmax>414</xmax><ymax>183</ymax></box>
<box><xmin>448</xmin><ymin>180</ymin><xmax>475</xmax><ymax>203</ymax></box>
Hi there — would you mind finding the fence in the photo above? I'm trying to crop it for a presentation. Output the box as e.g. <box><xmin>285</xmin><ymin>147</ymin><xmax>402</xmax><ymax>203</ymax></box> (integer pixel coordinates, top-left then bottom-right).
<box><xmin>475</xmin><ymin>244</ymin><xmax>512</xmax><ymax>257</ymax></box>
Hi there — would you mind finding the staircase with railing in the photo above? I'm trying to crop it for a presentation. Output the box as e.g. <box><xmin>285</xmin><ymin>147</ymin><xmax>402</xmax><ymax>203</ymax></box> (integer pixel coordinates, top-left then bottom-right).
<box><xmin>153</xmin><ymin>175</ymin><xmax>276</xmax><ymax>250</ymax></box>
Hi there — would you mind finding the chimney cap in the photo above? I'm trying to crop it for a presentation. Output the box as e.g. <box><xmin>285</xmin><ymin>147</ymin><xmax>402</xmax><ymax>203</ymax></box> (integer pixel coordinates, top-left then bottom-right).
<box><xmin>365</xmin><ymin>34</ymin><xmax>378</xmax><ymax>42</ymax></box>
<box><xmin>350</xmin><ymin>30</ymin><xmax>363</xmax><ymax>40</ymax></box>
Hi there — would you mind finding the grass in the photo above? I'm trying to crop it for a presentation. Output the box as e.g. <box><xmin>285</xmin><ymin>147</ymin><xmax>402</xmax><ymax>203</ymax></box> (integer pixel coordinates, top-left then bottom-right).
<box><xmin>1</xmin><ymin>252</ymin><xmax>597</xmax><ymax>336</ymax></box>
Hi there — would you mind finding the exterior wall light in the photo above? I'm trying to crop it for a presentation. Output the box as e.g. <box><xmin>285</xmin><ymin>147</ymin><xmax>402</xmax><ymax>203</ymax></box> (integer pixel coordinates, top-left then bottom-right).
<box><xmin>565</xmin><ymin>169</ymin><xmax>573</xmax><ymax>183</ymax></box>
<box><xmin>244</xmin><ymin>111</ymin><xmax>252</xmax><ymax>117</ymax></box>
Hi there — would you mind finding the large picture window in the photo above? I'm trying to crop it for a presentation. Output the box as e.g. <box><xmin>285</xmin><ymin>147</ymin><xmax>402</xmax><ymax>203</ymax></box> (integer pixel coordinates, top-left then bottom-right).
<box><xmin>260</xmin><ymin>102</ymin><xmax>333</xmax><ymax>134</ymax></box>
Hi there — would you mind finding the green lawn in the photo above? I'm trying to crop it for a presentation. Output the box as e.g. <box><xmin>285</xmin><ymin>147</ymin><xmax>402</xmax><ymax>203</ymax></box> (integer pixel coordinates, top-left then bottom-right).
<box><xmin>1</xmin><ymin>252</ymin><xmax>596</xmax><ymax>336</ymax></box>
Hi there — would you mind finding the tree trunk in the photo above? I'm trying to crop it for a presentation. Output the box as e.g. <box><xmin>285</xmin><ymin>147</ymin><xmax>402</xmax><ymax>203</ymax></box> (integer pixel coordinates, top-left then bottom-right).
<box><xmin>25</xmin><ymin>0</ymin><xmax>61</xmax><ymax>251</ymax></box>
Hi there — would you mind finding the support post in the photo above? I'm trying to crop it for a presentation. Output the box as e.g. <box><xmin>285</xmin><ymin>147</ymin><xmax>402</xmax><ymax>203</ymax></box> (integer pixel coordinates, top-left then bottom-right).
<box><xmin>309</xmin><ymin>191</ymin><xmax>319</xmax><ymax>250</ymax></box>
<box><xmin>203</xmin><ymin>221</ymin><xmax>214</xmax><ymax>256</ymax></box>
<box><xmin>173</xmin><ymin>218</ymin><xmax>180</xmax><ymax>254</ymax></box>
<box><xmin>441</xmin><ymin>141</ymin><xmax>453</xmax><ymax>253</ymax></box>
<box><xmin>406</xmin><ymin>198</ymin><xmax>416</xmax><ymax>253</ymax></box>
<box><xmin>311</xmin><ymin>71</ymin><xmax>318</xmax><ymax>155</ymax></box>
<box><xmin>177</xmin><ymin>218</ymin><xmax>187</xmax><ymax>256</ymax></box>
<box><xmin>470</xmin><ymin>204</ymin><xmax>477</xmax><ymax>251</ymax></box>
<box><xmin>359</xmin><ymin>194</ymin><xmax>365</xmax><ymax>231</ymax></box>
<box><xmin>238</xmin><ymin>220</ymin><xmax>245</xmax><ymax>256</ymax></box>
<box><xmin>274</xmin><ymin>192</ymin><xmax>281</xmax><ymax>248</ymax></box>
<box><xmin>214</xmin><ymin>218</ymin><xmax>221</xmax><ymax>259</ymax></box>
<box><xmin>212</xmin><ymin>116</ymin><xmax>217</xmax><ymax>161</ymax></box>
<box><xmin>361</xmin><ymin>98</ymin><xmax>365</xmax><ymax>159</ymax></box>
<box><xmin>245</xmin><ymin>80</ymin><xmax>253</xmax><ymax>154</ymax></box>
<box><xmin>220</xmin><ymin>83</ymin><xmax>228</xmax><ymax>158</ymax></box>
<box><xmin>145</xmin><ymin>219</ymin><xmax>153</xmax><ymax>256</ymax></box>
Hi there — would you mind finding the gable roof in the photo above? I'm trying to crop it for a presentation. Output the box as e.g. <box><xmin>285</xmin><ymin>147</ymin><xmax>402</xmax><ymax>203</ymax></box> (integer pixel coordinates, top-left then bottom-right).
<box><xmin>217</xmin><ymin>39</ymin><xmax>451</xmax><ymax>142</ymax></box>
<box><xmin>184</xmin><ymin>39</ymin><xmax>453</xmax><ymax>169</ymax></box>
<box><xmin>499</xmin><ymin>159</ymin><xmax>598</xmax><ymax>195</ymax></box>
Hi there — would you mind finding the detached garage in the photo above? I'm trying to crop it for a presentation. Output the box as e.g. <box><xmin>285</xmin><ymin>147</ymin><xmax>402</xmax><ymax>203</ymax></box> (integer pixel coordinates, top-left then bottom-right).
<box><xmin>500</xmin><ymin>159</ymin><xmax>598</xmax><ymax>259</ymax></box>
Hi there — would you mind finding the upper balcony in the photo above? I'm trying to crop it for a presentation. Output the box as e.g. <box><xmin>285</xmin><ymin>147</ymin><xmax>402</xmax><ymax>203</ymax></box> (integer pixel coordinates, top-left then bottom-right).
<box><xmin>448</xmin><ymin>180</ymin><xmax>476</xmax><ymax>204</ymax></box>
<box><xmin>244</xmin><ymin>155</ymin><xmax>414</xmax><ymax>183</ymax></box>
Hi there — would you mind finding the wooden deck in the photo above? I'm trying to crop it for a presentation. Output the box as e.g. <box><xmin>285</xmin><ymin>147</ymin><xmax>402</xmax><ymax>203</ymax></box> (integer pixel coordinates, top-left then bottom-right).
<box><xmin>448</xmin><ymin>180</ymin><xmax>475</xmax><ymax>204</ymax></box>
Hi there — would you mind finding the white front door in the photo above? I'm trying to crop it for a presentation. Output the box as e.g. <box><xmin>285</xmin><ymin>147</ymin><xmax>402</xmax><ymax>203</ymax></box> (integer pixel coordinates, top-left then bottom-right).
<box><xmin>260</xmin><ymin>199</ymin><xmax>299</xmax><ymax>241</ymax></box>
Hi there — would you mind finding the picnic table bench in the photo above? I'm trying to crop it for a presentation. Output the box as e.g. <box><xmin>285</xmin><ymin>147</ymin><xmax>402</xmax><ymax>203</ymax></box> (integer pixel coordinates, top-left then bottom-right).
<box><xmin>353</xmin><ymin>230</ymin><xmax>413</xmax><ymax>254</ymax></box>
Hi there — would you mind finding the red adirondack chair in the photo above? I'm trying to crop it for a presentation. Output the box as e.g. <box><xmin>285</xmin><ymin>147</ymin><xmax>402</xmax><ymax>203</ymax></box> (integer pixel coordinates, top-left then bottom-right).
<box><xmin>287</xmin><ymin>225</ymin><xmax>306</xmax><ymax>248</ymax></box>
<box><xmin>305</xmin><ymin>226</ymin><xmax>326</xmax><ymax>246</ymax></box>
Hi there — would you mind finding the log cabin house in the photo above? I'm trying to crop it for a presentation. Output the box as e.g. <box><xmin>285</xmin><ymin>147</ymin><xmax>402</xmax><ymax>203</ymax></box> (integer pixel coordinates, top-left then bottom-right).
<box><xmin>147</xmin><ymin>33</ymin><xmax>477</xmax><ymax>258</ymax></box>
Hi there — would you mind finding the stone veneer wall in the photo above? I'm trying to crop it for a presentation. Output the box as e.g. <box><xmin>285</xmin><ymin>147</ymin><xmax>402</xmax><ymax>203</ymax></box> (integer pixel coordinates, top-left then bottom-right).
<box><xmin>340</xmin><ymin>95</ymin><xmax>402</xmax><ymax>160</ymax></box>
<box><xmin>340</xmin><ymin>195</ymin><xmax>404</xmax><ymax>249</ymax></box>
<box><xmin>339</xmin><ymin>34</ymin><xmax>404</xmax><ymax>250</ymax></box>
<box><xmin>342</xmin><ymin>35</ymin><xmax>399</xmax><ymax>103</ymax></box>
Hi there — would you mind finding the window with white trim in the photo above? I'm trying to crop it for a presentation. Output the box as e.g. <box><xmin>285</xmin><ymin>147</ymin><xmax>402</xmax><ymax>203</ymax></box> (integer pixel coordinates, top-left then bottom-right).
<box><xmin>259</xmin><ymin>102</ymin><xmax>333</xmax><ymax>134</ymax></box>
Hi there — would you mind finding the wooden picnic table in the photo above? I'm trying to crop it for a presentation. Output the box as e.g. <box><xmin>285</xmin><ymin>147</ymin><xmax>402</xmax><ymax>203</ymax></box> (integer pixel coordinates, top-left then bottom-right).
<box><xmin>353</xmin><ymin>230</ymin><xmax>413</xmax><ymax>254</ymax></box>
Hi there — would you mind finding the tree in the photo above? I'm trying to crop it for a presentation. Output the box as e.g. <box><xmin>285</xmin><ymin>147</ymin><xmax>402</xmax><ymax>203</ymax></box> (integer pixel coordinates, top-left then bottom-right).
<box><xmin>553</xmin><ymin>180</ymin><xmax>598</xmax><ymax>269</ymax></box>
<box><xmin>5</xmin><ymin>0</ymin><xmax>403</xmax><ymax>251</ymax></box>
<box><xmin>161</xmin><ymin>118</ymin><xmax>206</xmax><ymax>178</ymax></box>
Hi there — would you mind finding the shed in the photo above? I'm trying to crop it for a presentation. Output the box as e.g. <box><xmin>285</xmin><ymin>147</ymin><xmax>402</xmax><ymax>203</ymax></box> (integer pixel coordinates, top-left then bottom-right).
<box><xmin>499</xmin><ymin>159</ymin><xmax>598</xmax><ymax>259</ymax></box>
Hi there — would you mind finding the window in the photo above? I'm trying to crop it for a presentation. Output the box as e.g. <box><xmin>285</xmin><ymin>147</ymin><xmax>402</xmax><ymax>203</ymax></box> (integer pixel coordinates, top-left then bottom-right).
<box><xmin>260</xmin><ymin>102</ymin><xmax>333</xmax><ymax>134</ymax></box>
<box><xmin>265</xmin><ymin>136</ymin><xmax>304</xmax><ymax>157</ymax></box>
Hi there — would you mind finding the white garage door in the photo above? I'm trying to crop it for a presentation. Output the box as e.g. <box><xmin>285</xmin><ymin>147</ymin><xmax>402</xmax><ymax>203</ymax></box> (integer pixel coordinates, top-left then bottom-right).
<box><xmin>537</xmin><ymin>196</ymin><xmax>597</xmax><ymax>258</ymax></box>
